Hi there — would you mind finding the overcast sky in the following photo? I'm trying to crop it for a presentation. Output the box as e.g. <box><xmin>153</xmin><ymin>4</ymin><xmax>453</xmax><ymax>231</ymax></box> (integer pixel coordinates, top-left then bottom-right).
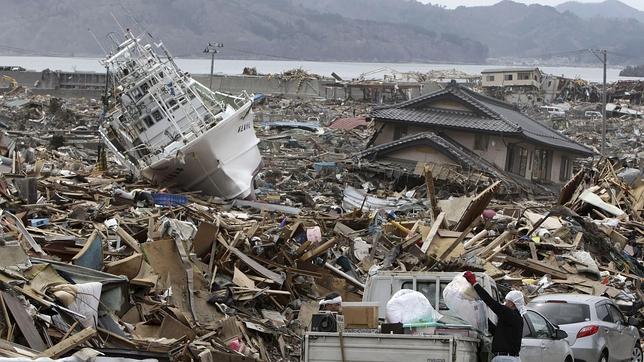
<box><xmin>418</xmin><ymin>0</ymin><xmax>644</xmax><ymax>11</ymax></box>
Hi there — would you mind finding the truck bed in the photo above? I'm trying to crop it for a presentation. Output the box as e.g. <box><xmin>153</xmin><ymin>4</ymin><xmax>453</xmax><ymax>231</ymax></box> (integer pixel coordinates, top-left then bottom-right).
<box><xmin>303</xmin><ymin>332</ymin><xmax>479</xmax><ymax>362</ymax></box>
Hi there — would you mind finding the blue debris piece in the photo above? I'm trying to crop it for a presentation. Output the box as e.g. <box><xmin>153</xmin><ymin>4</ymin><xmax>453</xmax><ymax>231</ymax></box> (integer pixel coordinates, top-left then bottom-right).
<box><xmin>29</xmin><ymin>218</ymin><xmax>49</xmax><ymax>227</ymax></box>
<box><xmin>152</xmin><ymin>192</ymin><xmax>188</xmax><ymax>206</ymax></box>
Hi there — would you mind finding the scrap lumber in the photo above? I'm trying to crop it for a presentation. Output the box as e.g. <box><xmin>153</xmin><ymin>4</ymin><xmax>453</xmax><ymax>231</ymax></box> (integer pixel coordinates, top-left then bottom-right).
<box><xmin>1</xmin><ymin>292</ymin><xmax>46</xmax><ymax>351</ymax></box>
<box><xmin>38</xmin><ymin>328</ymin><xmax>96</xmax><ymax>359</ymax></box>
<box><xmin>436</xmin><ymin>220</ymin><xmax>478</xmax><ymax>261</ymax></box>
<box><xmin>421</xmin><ymin>212</ymin><xmax>445</xmax><ymax>254</ymax></box>
<box><xmin>504</xmin><ymin>256</ymin><xmax>568</xmax><ymax>279</ymax></box>
<box><xmin>453</xmin><ymin>181</ymin><xmax>501</xmax><ymax>232</ymax></box>
<box><xmin>299</xmin><ymin>238</ymin><xmax>337</xmax><ymax>262</ymax></box>
<box><xmin>478</xmin><ymin>231</ymin><xmax>512</xmax><ymax>258</ymax></box>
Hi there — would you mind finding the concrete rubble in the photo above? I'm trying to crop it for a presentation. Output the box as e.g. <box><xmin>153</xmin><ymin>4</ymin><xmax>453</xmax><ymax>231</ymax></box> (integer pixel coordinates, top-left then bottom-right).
<box><xmin>0</xmin><ymin>83</ymin><xmax>641</xmax><ymax>361</ymax></box>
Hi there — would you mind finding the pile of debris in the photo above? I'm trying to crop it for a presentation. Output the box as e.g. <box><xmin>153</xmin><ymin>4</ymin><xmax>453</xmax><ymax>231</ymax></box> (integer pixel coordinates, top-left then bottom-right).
<box><xmin>0</xmin><ymin>90</ymin><xmax>641</xmax><ymax>361</ymax></box>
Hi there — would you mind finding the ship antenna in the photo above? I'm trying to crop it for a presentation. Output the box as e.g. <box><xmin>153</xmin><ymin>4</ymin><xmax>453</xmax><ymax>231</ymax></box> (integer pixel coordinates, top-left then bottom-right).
<box><xmin>110</xmin><ymin>12</ymin><xmax>127</xmax><ymax>35</ymax></box>
<box><xmin>88</xmin><ymin>28</ymin><xmax>107</xmax><ymax>54</ymax></box>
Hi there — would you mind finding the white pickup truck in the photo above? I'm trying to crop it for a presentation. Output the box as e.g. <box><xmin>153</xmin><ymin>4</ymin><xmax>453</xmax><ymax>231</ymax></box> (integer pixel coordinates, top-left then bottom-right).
<box><xmin>303</xmin><ymin>272</ymin><xmax>574</xmax><ymax>362</ymax></box>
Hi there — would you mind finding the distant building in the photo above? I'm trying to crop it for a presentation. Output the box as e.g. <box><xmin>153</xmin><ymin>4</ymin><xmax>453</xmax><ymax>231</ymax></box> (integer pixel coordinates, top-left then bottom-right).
<box><xmin>481</xmin><ymin>67</ymin><xmax>562</xmax><ymax>106</ymax></box>
<box><xmin>362</xmin><ymin>81</ymin><xmax>593</xmax><ymax>185</ymax></box>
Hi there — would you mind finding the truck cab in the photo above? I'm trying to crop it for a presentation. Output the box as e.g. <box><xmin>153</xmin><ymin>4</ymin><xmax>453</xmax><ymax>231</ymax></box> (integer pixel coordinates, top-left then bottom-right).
<box><xmin>362</xmin><ymin>271</ymin><xmax>503</xmax><ymax>327</ymax></box>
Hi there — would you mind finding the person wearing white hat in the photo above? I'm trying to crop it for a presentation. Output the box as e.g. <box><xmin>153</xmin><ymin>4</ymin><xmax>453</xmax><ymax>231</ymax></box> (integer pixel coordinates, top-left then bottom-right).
<box><xmin>464</xmin><ymin>271</ymin><xmax>524</xmax><ymax>361</ymax></box>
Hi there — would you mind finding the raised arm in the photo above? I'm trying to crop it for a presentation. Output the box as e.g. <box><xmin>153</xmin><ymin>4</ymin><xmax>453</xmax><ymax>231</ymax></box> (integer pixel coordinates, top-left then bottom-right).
<box><xmin>464</xmin><ymin>271</ymin><xmax>511</xmax><ymax>319</ymax></box>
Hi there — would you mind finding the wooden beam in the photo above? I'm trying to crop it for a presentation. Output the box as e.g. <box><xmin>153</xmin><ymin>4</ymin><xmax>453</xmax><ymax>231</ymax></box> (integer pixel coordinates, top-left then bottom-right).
<box><xmin>454</xmin><ymin>181</ymin><xmax>501</xmax><ymax>232</ymax></box>
<box><xmin>2</xmin><ymin>292</ymin><xmax>46</xmax><ymax>351</ymax></box>
<box><xmin>504</xmin><ymin>256</ymin><xmax>568</xmax><ymax>279</ymax></box>
<box><xmin>479</xmin><ymin>230</ymin><xmax>512</xmax><ymax>257</ymax></box>
<box><xmin>38</xmin><ymin>328</ymin><xmax>96</xmax><ymax>359</ymax></box>
<box><xmin>528</xmin><ymin>242</ymin><xmax>538</xmax><ymax>260</ymax></box>
<box><xmin>484</xmin><ymin>238</ymin><xmax>517</xmax><ymax>263</ymax></box>
<box><xmin>299</xmin><ymin>238</ymin><xmax>337</xmax><ymax>262</ymax></box>
<box><xmin>437</xmin><ymin>219</ymin><xmax>478</xmax><ymax>261</ymax></box>
<box><xmin>421</xmin><ymin>212</ymin><xmax>445</xmax><ymax>254</ymax></box>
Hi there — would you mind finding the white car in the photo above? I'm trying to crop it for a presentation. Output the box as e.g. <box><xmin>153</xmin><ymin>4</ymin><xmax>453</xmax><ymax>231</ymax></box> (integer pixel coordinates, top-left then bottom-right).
<box><xmin>529</xmin><ymin>294</ymin><xmax>641</xmax><ymax>362</ymax></box>
<box><xmin>540</xmin><ymin>106</ymin><xmax>566</xmax><ymax>119</ymax></box>
<box><xmin>521</xmin><ymin>308</ymin><xmax>575</xmax><ymax>362</ymax></box>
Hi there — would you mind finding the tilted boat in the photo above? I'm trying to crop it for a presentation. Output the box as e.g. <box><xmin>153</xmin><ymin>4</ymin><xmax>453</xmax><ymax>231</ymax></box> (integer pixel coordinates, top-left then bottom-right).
<box><xmin>99</xmin><ymin>30</ymin><xmax>261</xmax><ymax>199</ymax></box>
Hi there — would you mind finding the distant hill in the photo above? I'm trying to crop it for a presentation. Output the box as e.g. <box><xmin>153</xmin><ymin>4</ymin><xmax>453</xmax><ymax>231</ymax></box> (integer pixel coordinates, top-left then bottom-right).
<box><xmin>296</xmin><ymin>0</ymin><xmax>644</xmax><ymax>62</ymax></box>
<box><xmin>2</xmin><ymin>0</ymin><xmax>644</xmax><ymax>64</ymax></box>
<box><xmin>0</xmin><ymin>0</ymin><xmax>488</xmax><ymax>63</ymax></box>
<box><xmin>556</xmin><ymin>0</ymin><xmax>644</xmax><ymax>22</ymax></box>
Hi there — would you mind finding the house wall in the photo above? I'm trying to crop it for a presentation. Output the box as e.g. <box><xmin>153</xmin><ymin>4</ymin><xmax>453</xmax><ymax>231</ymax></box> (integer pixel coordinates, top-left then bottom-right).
<box><xmin>481</xmin><ymin>70</ymin><xmax>540</xmax><ymax>88</ymax></box>
<box><xmin>385</xmin><ymin>146</ymin><xmax>455</xmax><ymax>165</ymax></box>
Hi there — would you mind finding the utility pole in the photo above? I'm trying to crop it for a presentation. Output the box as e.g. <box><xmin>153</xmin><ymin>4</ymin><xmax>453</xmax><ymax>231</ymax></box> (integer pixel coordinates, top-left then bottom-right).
<box><xmin>203</xmin><ymin>42</ymin><xmax>224</xmax><ymax>90</ymax></box>
<box><xmin>590</xmin><ymin>49</ymin><xmax>607</xmax><ymax>157</ymax></box>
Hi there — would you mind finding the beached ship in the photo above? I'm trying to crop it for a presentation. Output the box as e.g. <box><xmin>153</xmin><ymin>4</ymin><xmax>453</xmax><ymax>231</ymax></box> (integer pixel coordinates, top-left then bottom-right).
<box><xmin>99</xmin><ymin>30</ymin><xmax>261</xmax><ymax>199</ymax></box>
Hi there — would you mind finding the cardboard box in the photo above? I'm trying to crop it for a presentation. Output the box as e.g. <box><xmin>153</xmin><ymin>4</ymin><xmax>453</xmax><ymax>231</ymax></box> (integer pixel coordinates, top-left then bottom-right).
<box><xmin>342</xmin><ymin>302</ymin><xmax>379</xmax><ymax>329</ymax></box>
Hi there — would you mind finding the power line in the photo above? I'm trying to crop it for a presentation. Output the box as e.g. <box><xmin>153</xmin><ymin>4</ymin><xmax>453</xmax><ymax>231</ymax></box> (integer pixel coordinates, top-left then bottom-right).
<box><xmin>0</xmin><ymin>44</ymin><xmax>69</xmax><ymax>57</ymax></box>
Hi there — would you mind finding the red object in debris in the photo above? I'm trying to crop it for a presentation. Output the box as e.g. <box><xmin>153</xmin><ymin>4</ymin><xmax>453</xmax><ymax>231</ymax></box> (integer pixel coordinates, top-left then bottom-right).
<box><xmin>482</xmin><ymin>209</ymin><xmax>496</xmax><ymax>219</ymax></box>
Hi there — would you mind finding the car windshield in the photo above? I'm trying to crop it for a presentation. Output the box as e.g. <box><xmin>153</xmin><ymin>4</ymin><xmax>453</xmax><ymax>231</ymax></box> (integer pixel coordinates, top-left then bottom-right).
<box><xmin>528</xmin><ymin>302</ymin><xmax>591</xmax><ymax>325</ymax></box>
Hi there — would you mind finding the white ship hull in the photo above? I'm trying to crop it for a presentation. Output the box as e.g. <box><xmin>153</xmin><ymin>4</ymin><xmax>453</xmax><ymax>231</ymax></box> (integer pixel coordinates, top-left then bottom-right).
<box><xmin>140</xmin><ymin>100</ymin><xmax>261</xmax><ymax>199</ymax></box>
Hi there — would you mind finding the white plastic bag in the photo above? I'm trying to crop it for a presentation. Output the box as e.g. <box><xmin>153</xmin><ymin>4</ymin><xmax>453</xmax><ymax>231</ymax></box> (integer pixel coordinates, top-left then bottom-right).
<box><xmin>443</xmin><ymin>274</ymin><xmax>487</xmax><ymax>331</ymax></box>
<box><xmin>386</xmin><ymin>289</ymin><xmax>442</xmax><ymax>324</ymax></box>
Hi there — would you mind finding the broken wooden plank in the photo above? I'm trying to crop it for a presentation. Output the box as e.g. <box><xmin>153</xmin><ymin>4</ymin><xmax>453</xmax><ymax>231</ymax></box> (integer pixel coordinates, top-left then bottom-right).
<box><xmin>454</xmin><ymin>181</ymin><xmax>501</xmax><ymax>232</ymax></box>
<box><xmin>421</xmin><ymin>212</ymin><xmax>445</xmax><ymax>254</ymax></box>
<box><xmin>528</xmin><ymin>242</ymin><xmax>538</xmax><ymax>260</ymax></box>
<box><xmin>437</xmin><ymin>219</ymin><xmax>479</xmax><ymax>261</ymax></box>
<box><xmin>299</xmin><ymin>238</ymin><xmax>337</xmax><ymax>262</ymax></box>
<box><xmin>479</xmin><ymin>231</ymin><xmax>512</xmax><ymax>257</ymax></box>
<box><xmin>2</xmin><ymin>292</ymin><xmax>46</xmax><ymax>351</ymax></box>
<box><xmin>504</xmin><ymin>256</ymin><xmax>568</xmax><ymax>279</ymax></box>
<box><xmin>115</xmin><ymin>226</ymin><xmax>142</xmax><ymax>253</ymax></box>
<box><xmin>38</xmin><ymin>328</ymin><xmax>96</xmax><ymax>358</ymax></box>
<box><xmin>228</xmin><ymin>246</ymin><xmax>285</xmax><ymax>285</ymax></box>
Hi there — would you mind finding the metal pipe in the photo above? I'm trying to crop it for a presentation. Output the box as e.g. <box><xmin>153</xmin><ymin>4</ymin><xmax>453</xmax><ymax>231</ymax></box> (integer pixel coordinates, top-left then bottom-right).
<box><xmin>209</xmin><ymin>51</ymin><xmax>215</xmax><ymax>90</ymax></box>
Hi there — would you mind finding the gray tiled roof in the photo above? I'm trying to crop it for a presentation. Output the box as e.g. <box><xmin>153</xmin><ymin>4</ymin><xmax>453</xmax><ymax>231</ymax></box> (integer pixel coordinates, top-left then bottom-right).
<box><xmin>370</xmin><ymin>82</ymin><xmax>593</xmax><ymax>156</ymax></box>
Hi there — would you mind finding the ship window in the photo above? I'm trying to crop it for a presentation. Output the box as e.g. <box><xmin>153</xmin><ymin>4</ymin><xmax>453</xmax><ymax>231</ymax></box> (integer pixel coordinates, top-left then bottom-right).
<box><xmin>168</xmin><ymin>99</ymin><xmax>178</xmax><ymax>109</ymax></box>
<box><xmin>143</xmin><ymin>115</ymin><xmax>154</xmax><ymax>127</ymax></box>
<box><xmin>152</xmin><ymin>110</ymin><xmax>163</xmax><ymax>122</ymax></box>
<box><xmin>134</xmin><ymin>120</ymin><xmax>146</xmax><ymax>133</ymax></box>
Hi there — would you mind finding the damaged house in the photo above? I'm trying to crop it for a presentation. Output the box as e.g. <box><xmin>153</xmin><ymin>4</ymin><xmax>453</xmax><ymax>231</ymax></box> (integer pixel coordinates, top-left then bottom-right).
<box><xmin>361</xmin><ymin>81</ymin><xmax>593</xmax><ymax>187</ymax></box>
<box><xmin>481</xmin><ymin>67</ymin><xmax>562</xmax><ymax>105</ymax></box>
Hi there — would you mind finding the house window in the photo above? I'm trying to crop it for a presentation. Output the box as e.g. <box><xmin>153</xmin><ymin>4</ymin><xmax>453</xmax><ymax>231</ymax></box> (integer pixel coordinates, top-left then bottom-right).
<box><xmin>518</xmin><ymin>72</ymin><xmax>531</xmax><ymax>80</ymax></box>
<box><xmin>486</xmin><ymin>75</ymin><xmax>495</xmax><ymax>82</ymax></box>
<box><xmin>504</xmin><ymin>74</ymin><xmax>513</xmax><ymax>81</ymax></box>
<box><xmin>143</xmin><ymin>115</ymin><xmax>154</xmax><ymax>127</ymax></box>
<box><xmin>474</xmin><ymin>134</ymin><xmax>489</xmax><ymax>151</ymax></box>
<box><xmin>393</xmin><ymin>125</ymin><xmax>408</xmax><ymax>140</ymax></box>
<box><xmin>560</xmin><ymin>157</ymin><xmax>573</xmax><ymax>181</ymax></box>
<box><xmin>152</xmin><ymin>110</ymin><xmax>163</xmax><ymax>122</ymax></box>
<box><xmin>506</xmin><ymin>144</ymin><xmax>528</xmax><ymax>176</ymax></box>
<box><xmin>532</xmin><ymin>149</ymin><xmax>553</xmax><ymax>181</ymax></box>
